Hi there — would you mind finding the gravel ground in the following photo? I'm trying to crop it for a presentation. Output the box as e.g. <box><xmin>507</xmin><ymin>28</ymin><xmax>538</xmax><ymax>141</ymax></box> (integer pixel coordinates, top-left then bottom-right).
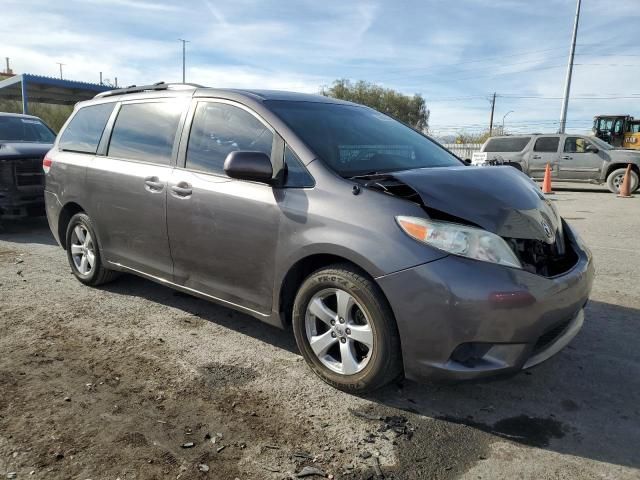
<box><xmin>0</xmin><ymin>186</ymin><xmax>639</xmax><ymax>480</ymax></box>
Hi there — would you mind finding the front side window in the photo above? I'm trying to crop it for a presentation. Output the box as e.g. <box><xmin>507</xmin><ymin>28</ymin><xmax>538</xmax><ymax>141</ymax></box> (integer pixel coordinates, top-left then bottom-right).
<box><xmin>284</xmin><ymin>146</ymin><xmax>314</xmax><ymax>187</ymax></box>
<box><xmin>484</xmin><ymin>137</ymin><xmax>531</xmax><ymax>153</ymax></box>
<box><xmin>59</xmin><ymin>103</ymin><xmax>114</xmax><ymax>153</ymax></box>
<box><xmin>533</xmin><ymin>137</ymin><xmax>559</xmax><ymax>153</ymax></box>
<box><xmin>613</xmin><ymin>119</ymin><xmax>624</xmax><ymax>135</ymax></box>
<box><xmin>186</xmin><ymin>102</ymin><xmax>274</xmax><ymax>175</ymax></box>
<box><xmin>597</xmin><ymin>118</ymin><xmax>613</xmax><ymax>131</ymax></box>
<box><xmin>108</xmin><ymin>102</ymin><xmax>184</xmax><ymax>164</ymax></box>
<box><xmin>564</xmin><ymin>137</ymin><xmax>593</xmax><ymax>153</ymax></box>
<box><xmin>266</xmin><ymin>100</ymin><xmax>460</xmax><ymax>177</ymax></box>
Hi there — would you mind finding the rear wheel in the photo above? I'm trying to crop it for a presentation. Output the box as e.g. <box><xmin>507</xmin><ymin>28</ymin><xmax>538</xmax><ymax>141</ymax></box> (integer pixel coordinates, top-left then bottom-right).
<box><xmin>66</xmin><ymin>213</ymin><xmax>118</xmax><ymax>286</ymax></box>
<box><xmin>606</xmin><ymin>167</ymin><xmax>639</xmax><ymax>194</ymax></box>
<box><xmin>292</xmin><ymin>264</ymin><xmax>402</xmax><ymax>392</ymax></box>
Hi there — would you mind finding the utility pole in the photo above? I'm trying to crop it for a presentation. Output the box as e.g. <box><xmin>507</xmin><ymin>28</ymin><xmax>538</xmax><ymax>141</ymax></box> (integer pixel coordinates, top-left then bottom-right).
<box><xmin>559</xmin><ymin>0</ymin><xmax>581</xmax><ymax>133</ymax></box>
<box><xmin>488</xmin><ymin>92</ymin><xmax>496</xmax><ymax>136</ymax></box>
<box><xmin>178</xmin><ymin>38</ymin><xmax>190</xmax><ymax>83</ymax></box>
<box><xmin>56</xmin><ymin>62</ymin><xmax>65</xmax><ymax>79</ymax></box>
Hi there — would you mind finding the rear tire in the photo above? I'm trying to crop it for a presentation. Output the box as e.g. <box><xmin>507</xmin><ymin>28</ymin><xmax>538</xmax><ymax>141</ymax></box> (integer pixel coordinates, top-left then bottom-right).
<box><xmin>65</xmin><ymin>213</ymin><xmax>118</xmax><ymax>286</ymax></box>
<box><xmin>606</xmin><ymin>167</ymin><xmax>639</xmax><ymax>194</ymax></box>
<box><xmin>292</xmin><ymin>264</ymin><xmax>403</xmax><ymax>392</ymax></box>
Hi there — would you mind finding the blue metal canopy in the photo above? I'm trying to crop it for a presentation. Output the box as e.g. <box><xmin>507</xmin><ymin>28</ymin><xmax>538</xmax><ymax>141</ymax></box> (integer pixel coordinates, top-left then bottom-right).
<box><xmin>0</xmin><ymin>74</ymin><xmax>111</xmax><ymax>114</ymax></box>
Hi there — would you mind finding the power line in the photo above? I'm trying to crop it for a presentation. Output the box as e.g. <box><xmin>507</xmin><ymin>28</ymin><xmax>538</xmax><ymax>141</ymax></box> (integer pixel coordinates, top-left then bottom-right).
<box><xmin>425</xmin><ymin>93</ymin><xmax>640</xmax><ymax>102</ymax></box>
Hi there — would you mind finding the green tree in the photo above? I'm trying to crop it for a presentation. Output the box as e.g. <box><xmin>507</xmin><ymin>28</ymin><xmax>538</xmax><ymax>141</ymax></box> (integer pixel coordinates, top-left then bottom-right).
<box><xmin>321</xmin><ymin>79</ymin><xmax>430</xmax><ymax>132</ymax></box>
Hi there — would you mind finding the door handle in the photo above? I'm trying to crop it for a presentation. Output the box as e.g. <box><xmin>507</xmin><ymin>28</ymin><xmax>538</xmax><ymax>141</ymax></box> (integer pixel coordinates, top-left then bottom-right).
<box><xmin>532</xmin><ymin>155</ymin><xmax>542</xmax><ymax>160</ymax></box>
<box><xmin>144</xmin><ymin>176</ymin><xmax>164</xmax><ymax>192</ymax></box>
<box><xmin>561</xmin><ymin>155</ymin><xmax>572</xmax><ymax>160</ymax></box>
<box><xmin>171</xmin><ymin>182</ymin><xmax>192</xmax><ymax>197</ymax></box>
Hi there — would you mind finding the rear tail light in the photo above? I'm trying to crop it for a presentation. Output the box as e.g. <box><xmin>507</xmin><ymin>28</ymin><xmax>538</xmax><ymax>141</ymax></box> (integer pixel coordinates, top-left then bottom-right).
<box><xmin>43</xmin><ymin>154</ymin><xmax>53</xmax><ymax>174</ymax></box>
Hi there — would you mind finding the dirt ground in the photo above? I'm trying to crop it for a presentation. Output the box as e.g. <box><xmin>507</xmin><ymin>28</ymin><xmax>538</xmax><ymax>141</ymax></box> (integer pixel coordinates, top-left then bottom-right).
<box><xmin>1</xmin><ymin>185</ymin><xmax>639</xmax><ymax>480</ymax></box>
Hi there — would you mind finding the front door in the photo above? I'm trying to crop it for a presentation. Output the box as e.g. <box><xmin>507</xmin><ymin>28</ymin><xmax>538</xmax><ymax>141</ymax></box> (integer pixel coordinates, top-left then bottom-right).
<box><xmin>527</xmin><ymin>136</ymin><xmax>560</xmax><ymax>179</ymax></box>
<box><xmin>87</xmin><ymin>99</ymin><xmax>187</xmax><ymax>278</ymax></box>
<box><xmin>167</xmin><ymin>100</ymin><xmax>281</xmax><ymax>316</ymax></box>
<box><xmin>560</xmin><ymin>136</ymin><xmax>603</xmax><ymax>181</ymax></box>
<box><xmin>611</xmin><ymin>118</ymin><xmax>626</xmax><ymax>148</ymax></box>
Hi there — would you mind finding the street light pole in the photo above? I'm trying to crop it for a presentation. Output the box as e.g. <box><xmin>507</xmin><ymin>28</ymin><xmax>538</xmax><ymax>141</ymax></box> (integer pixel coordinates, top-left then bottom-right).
<box><xmin>502</xmin><ymin>110</ymin><xmax>514</xmax><ymax>131</ymax></box>
<box><xmin>178</xmin><ymin>39</ymin><xmax>190</xmax><ymax>83</ymax></box>
<box><xmin>559</xmin><ymin>0</ymin><xmax>581</xmax><ymax>134</ymax></box>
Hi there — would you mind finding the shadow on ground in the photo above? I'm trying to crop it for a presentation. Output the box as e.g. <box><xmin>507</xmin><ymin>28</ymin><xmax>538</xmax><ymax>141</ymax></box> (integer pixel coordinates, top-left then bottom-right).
<box><xmin>103</xmin><ymin>274</ymin><xmax>298</xmax><ymax>355</ymax></box>
<box><xmin>0</xmin><ymin>217</ymin><xmax>57</xmax><ymax>245</ymax></box>
<box><xmin>105</xmin><ymin>271</ymin><xmax>640</xmax><ymax>471</ymax></box>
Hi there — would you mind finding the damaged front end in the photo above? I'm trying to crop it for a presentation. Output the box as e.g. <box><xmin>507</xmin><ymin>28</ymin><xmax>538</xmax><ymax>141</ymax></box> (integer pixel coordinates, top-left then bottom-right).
<box><xmin>0</xmin><ymin>143</ymin><xmax>50</xmax><ymax>219</ymax></box>
<box><xmin>356</xmin><ymin>166</ymin><xmax>579</xmax><ymax>278</ymax></box>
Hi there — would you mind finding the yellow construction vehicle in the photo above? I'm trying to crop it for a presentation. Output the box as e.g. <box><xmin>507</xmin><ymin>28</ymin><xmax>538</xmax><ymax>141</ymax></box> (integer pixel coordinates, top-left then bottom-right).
<box><xmin>593</xmin><ymin>115</ymin><xmax>640</xmax><ymax>150</ymax></box>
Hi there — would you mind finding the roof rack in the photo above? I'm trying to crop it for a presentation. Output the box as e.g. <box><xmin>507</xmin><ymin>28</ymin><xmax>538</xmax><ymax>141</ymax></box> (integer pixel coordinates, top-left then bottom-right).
<box><xmin>94</xmin><ymin>81</ymin><xmax>203</xmax><ymax>98</ymax></box>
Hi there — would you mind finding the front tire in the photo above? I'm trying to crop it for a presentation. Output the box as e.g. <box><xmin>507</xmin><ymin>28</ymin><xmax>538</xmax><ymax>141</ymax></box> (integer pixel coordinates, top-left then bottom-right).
<box><xmin>65</xmin><ymin>213</ymin><xmax>118</xmax><ymax>286</ymax></box>
<box><xmin>606</xmin><ymin>167</ymin><xmax>639</xmax><ymax>194</ymax></box>
<box><xmin>292</xmin><ymin>264</ymin><xmax>403</xmax><ymax>392</ymax></box>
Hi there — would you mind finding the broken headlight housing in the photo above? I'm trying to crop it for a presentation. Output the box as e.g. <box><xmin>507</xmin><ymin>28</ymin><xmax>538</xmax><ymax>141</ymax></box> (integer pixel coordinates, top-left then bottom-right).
<box><xmin>396</xmin><ymin>216</ymin><xmax>522</xmax><ymax>269</ymax></box>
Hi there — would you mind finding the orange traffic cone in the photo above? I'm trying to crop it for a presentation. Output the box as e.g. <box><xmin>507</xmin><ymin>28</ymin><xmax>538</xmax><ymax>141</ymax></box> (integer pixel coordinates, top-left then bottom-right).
<box><xmin>617</xmin><ymin>164</ymin><xmax>633</xmax><ymax>198</ymax></box>
<box><xmin>542</xmin><ymin>163</ymin><xmax>554</xmax><ymax>194</ymax></box>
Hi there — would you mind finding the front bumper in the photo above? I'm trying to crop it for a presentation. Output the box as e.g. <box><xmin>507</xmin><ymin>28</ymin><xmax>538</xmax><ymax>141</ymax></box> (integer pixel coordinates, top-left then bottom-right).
<box><xmin>376</xmin><ymin>226</ymin><xmax>594</xmax><ymax>382</ymax></box>
<box><xmin>0</xmin><ymin>190</ymin><xmax>45</xmax><ymax>219</ymax></box>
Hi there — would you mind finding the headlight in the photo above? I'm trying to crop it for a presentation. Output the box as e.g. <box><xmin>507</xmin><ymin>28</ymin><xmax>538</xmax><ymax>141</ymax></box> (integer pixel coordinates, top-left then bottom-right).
<box><xmin>396</xmin><ymin>216</ymin><xmax>522</xmax><ymax>268</ymax></box>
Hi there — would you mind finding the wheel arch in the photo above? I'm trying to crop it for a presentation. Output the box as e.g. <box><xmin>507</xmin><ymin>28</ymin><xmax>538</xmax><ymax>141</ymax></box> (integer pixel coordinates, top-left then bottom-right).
<box><xmin>277</xmin><ymin>253</ymin><xmax>386</xmax><ymax>327</ymax></box>
<box><xmin>605</xmin><ymin>162</ymin><xmax>640</xmax><ymax>179</ymax></box>
<box><xmin>57</xmin><ymin>202</ymin><xmax>86</xmax><ymax>250</ymax></box>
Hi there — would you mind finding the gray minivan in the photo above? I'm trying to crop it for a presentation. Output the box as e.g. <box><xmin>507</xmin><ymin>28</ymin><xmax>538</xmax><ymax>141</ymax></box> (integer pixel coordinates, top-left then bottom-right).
<box><xmin>44</xmin><ymin>83</ymin><xmax>594</xmax><ymax>392</ymax></box>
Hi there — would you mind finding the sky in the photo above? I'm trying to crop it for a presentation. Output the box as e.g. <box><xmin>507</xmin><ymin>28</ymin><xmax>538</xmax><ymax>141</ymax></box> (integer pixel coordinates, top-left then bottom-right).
<box><xmin>1</xmin><ymin>0</ymin><xmax>639</xmax><ymax>137</ymax></box>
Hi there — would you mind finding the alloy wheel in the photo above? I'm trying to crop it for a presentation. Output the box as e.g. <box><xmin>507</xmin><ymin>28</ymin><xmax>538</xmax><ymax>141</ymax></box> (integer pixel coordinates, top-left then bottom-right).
<box><xmin>613</xmin><ymin>174</ymin><xmax>623</xmax><ymax>191</ymax></box>
<box><xmin>70</xmin><ymin>224</ymin><xmax>95</xmax><ymax>276</ymax></box>
<box><xmin>304</xmin><ymin>288</ymin><xmax>374</xmax><ymax>375</ymax></box>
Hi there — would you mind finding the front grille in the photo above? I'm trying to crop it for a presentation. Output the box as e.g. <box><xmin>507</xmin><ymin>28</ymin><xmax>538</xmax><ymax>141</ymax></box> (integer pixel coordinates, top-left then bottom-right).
<box><xmin>0</xmin><ymin>163</ymin><xmax>13</xmax><ymax>186</ymax></box>
<box><xmin>533</xmin><ymin>319</ymin><xmax>571</xmax><ymax>353</ymax></box>
<box><xmin>14</xmin><ymin>158</ymin><xmax>44</xmax><ymax>187</ymax></box>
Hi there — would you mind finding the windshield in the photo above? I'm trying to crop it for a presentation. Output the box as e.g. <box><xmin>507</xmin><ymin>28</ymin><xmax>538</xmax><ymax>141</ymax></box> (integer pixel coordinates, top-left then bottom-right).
<box><xmin>589</xmin><ymin>136</ymin><xmax>614</xmax><ymax>150</ymax></box>
<box><xmin>0</xmin><ymin>116</ymin><xmax>56</xmax><ymax>143</ymax></box>
<box><xmin>266</xmin><ymin>100</ymin><xmax>461</xmax><ymax>176</ymax></box>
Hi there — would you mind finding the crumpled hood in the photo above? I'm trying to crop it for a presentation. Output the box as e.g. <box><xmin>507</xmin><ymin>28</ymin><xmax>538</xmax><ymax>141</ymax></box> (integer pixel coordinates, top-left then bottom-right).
<box><xmin>393</xmin><ymin>166</ymin><xmax>561</xmax><ymax>243</ymax></box>
<box><xmin>0</xmin><ymin>142</ymin><xmax>52</xmax><ymax>160</ymax></box>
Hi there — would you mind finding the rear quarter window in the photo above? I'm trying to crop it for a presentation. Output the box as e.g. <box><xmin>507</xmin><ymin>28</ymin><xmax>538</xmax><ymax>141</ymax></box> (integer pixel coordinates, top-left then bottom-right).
<box><xmin>484</xmin><ymin>137</ymin><xmax>531</xmax><ymax>153</ymax></box>
<box><xmin>59</xmin><ymin>103</ymin><xmax>115</xmax><ymax>153</ymax></box>
<box><xmin>533</xmin><ymin>137</ymin><xmax>560</xmax><ymax>152</ymax></box>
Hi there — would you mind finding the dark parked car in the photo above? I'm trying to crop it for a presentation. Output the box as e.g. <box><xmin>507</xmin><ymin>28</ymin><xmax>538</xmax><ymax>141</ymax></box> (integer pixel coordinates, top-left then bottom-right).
<box><xmin>44</xmin><ymin>83</ymin><xmax>594</xmax><ymax>392</ymax></box>
<box><xmin>0</xmin><ymin>112</ymin><xmax>55</xmax><ymax>219</ymax></box>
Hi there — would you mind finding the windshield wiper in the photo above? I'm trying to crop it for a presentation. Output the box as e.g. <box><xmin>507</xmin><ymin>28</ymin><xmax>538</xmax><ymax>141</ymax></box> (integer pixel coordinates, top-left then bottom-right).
<box><xmin>348</xmin><ymin>171</ymin><xmax>395</xmax><ymax>180</ymax></box>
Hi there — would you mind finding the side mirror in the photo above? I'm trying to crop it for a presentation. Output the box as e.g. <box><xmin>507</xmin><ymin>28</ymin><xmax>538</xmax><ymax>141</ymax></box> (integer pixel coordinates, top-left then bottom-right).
<box><xmin>585</xmin><ymin>144</ymin><xmax>599</xmax><ymax>154</ymax></box>
<box><xmin>224</xmin><ymin>151</ymin><xmax>273</xmax><ymax>183</ymax></box>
